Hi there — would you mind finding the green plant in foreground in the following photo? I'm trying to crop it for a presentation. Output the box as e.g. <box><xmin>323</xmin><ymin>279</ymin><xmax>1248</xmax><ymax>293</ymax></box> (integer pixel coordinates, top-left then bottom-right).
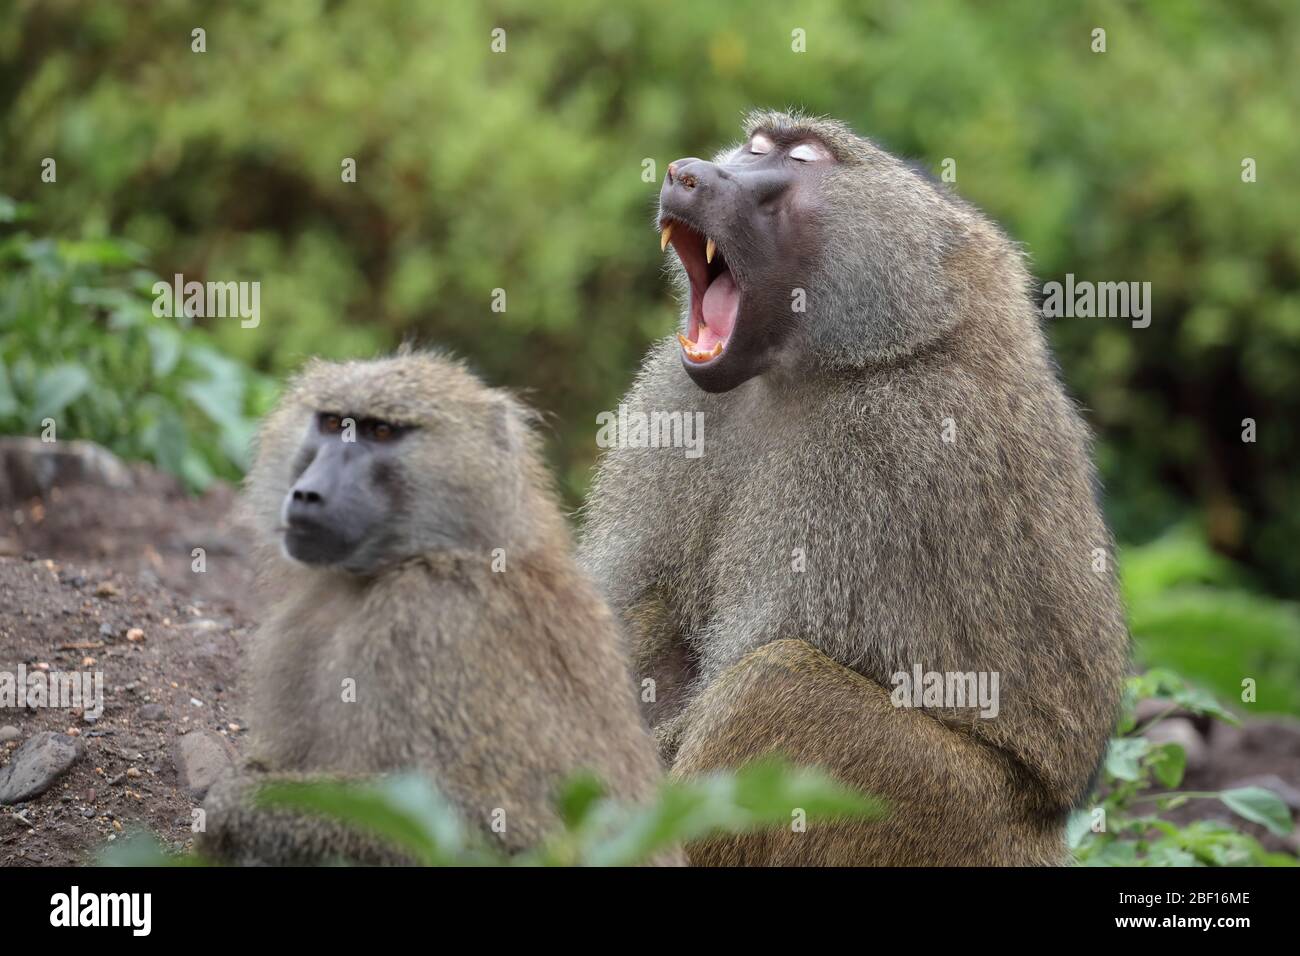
<box><xmin>102</xmin><ymin>758</ymin><xmax>883</xmax><ymax>867</ymax></box>
<box><xmin>1070</xmin><ymin>669</ymin><xmax>1295</xmax><ymax>866</ymax></box>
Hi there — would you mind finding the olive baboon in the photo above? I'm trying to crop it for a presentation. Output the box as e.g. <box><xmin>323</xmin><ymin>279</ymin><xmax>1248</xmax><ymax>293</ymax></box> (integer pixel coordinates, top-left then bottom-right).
<box><xmin>202</xmin><ymin>351</ymin><xmax>676</xmax><ymax>865</ymax></box>
<box><xmin>579</xmin><ymin>111</ymin><xmax>1129</xmax><ymax>865</ymax></box>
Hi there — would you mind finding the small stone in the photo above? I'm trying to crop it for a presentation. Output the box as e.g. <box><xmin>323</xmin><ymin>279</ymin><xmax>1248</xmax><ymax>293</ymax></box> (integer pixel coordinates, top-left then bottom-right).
<box><xmin>95</xmin><ymin>582</ymin><xmax>120</xmax><ymax>598</ymax></box>
<box><xmin>81</xmin><ymin>808</ymin><xmax>95</xmax><ymax>819</ymax></box>
<box><xmin>138</xmin><ymin>704</ymin><xmax>166</xmax><ymax>722</ymax></box>
<box><xmin>0</xmin><ymin>726</ymin><xmax>20</xmax><ymax>743</ymax></box>
<box><xmin>0</xmin><ymin>732</ymin><xmax>87</xmax><ymax>804</ymax></box>
<box><xmin>1143</xmin><ymin>717</ymin><xmax>1207</xmax><ymax>771</ymax></box>
<box><xmin>99</xmin><ymin>623</ymin><xmax>115</xmax><ymax>638</ymax></box>
<box><xmin>126</xmin><ymin>628</ymin><xmax>145</xmax><ymax>642</ymax></box>
<box><xmin>172</xmin><ymin>731</ymin><xmax>235</xmax><ymax>799</ymax></box>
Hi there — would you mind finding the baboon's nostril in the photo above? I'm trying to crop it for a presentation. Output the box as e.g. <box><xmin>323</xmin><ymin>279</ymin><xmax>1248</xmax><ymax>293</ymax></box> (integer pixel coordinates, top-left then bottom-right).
<box><xmin>293</xmin><ymin>489</ymin><xmax>323</xmax><ymax>505</ymax></box>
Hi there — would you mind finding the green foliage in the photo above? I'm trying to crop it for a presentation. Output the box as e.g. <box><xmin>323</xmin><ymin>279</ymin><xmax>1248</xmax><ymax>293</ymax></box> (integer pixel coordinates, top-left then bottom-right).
<box><xmin>3</xmin><ymin>0</ymin><xmax>1297</xmax><ymax>591</ymax></box>
<box><xmin>1121</xmin><ymin>527</ymin><xmax>1300</xmax><ymax>714</ymax></box>
<box><xmin>0</xmin><ymin>211</ymin><xmax>273</xmax><ymax>489</ymax></box>
<box><xmin>1071</xmin><ymin>670</ymin><xmax>1295</xmax><ymax>867</ymax></box>
<box><xmin>100</xmin><ymin>758</ymin><xmax>884</xmax><ymax>867</ymax></box>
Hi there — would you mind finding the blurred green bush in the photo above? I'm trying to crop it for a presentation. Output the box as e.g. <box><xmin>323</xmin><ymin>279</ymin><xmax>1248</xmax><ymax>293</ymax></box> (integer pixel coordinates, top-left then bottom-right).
<box><xmin>1</xmin><ymin>0</ymin><xmax>1297</xmax><ymax>595</ymax></box>
<box><xmin>1122</xmin><ymin>526</ymin><xmax>1300</xmax><ymax>714</ymax></box>
<box><xmin>0</xmin><ymin>201</ymin><xmax>273</xmax><ymax>488</ymax></box>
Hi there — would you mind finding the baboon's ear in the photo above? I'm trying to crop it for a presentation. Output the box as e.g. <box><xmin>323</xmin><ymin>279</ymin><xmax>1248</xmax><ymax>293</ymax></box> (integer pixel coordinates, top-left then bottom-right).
<box><xmin>486</xmin><ymin>393</ymin><xmax>525</xmax><ymax>457</ymax></box>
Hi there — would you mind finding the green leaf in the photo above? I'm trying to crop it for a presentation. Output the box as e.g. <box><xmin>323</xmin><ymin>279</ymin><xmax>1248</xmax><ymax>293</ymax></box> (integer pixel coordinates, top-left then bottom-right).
<box><xmin>1104</xmin><ymin>737</ymin><xmax>1149</xmax><ymax>782</ymax></box>
<box><xmin>1065</xmin><ymin>808</ymin><xmax>1096</xmax><ymax>848</ymax></box>
<box><xmin>99</xmin><ymin>829</ymin><xmax>203</xmax><ymax>867</ymax></box>
<box><xmin>257</xmin><ymin>774</ymin><xmax>477</xmax><ymax>865</ymax></box>
<box><xmin>146</xmin><ymin>325</ymin><xmax>182</xmax><ymax>378</ymax></box>
<box><xmin>555</xmin><ymin>772</ymin><xmax>607</xmax><ymax>829</ymax></box>
<box><xmin>32</xmin><ymin>363</ymin><xmax>92</xmax><ymax>419</ymax></box>
<box><xmin>1145</xmin><ymin>842</ymin><xmax>1198</xmax><ymax>867</ymax></box>
<box><xmin>1146</xmin><ymin>742</ymin><xmax>1187</xmax><ymax>789</ymax></box>
<box><xmin>588</xmin><ymin>758</ymin><xmax>884</xmax><ymax>867</ymax></box>
<box><xmin>1218</xmin><ymin>786</ymin><xmax>1294</xmax><ymax>837</ymax></box>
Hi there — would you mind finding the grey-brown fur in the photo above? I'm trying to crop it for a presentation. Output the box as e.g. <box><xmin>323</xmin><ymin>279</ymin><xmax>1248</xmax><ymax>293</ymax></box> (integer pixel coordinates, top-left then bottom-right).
<box><xmin>579</xmin><ymin>112</ymin><xmax>1129</xmax><ymax>865</ymax></box>
<box><xmin>201</xmin><ymin>351</ymin><xmax>676</xmax><ymax>864</ymax></box>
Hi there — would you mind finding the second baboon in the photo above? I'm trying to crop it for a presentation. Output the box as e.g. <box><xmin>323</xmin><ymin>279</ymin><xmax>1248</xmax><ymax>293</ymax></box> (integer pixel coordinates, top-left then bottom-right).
<box><xmin>201</xmin><ymin>351</ymin><xmax>676</xmax><ymax>865</ymax></box>
<box><xmin>579</xmin><ymin>111</ymin><xmax>1130</xmax><ymax>865</ymax></box>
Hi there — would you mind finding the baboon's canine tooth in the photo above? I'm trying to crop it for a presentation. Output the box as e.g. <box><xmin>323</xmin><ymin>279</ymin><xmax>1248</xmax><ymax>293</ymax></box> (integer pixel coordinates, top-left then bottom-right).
<box><xmin>706</xmin><ymin>238</ymin><xmax>716</xmax><ymax>264</ymax></box>
<box><xmin>661</xmin><ymin>223</ymin><xmax>674</xmax><ymax>252</ymax></box>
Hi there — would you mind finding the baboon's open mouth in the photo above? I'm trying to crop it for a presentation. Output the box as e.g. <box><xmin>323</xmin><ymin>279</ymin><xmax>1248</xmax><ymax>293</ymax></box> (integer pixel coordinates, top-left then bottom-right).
<box><xmin>660</xmin><ymin>217</ymin><xmax>740</xmax><ymax>365</ymax></box>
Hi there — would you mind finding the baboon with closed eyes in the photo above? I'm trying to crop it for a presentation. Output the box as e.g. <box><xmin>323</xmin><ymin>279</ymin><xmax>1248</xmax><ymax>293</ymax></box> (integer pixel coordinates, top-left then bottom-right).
<box><xmin>201</xmin><ymin>351</ymin><xmax>677</xmax><ymax>865</ymax></box>
<box><xmin>579</xmin><ymin>111</ymin><xmax>1129</xmax><ymax>865</ymax></box>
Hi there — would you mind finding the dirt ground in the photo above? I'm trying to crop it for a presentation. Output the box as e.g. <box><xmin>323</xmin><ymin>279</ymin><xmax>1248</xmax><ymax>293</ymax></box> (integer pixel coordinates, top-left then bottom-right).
<box><xmin>0</xmin><ymin>445</ymin><xmax>1297</xmax><ymax>866</ymax></box>
<box><xmin>0</xmin><ymin>462</ymin><xmax>255</xmax><ymax>866</ymax></box>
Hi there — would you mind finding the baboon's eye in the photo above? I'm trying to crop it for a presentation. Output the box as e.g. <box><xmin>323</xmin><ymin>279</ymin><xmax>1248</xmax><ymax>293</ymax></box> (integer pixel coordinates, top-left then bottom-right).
<box><xmin>790</xmin><ymin>142</ymin><xmax>830</xmax><ymax>163</ymax></box>
<box><xmin>320</xmin><ymin>413</ymin><xmax>343</xmax><ymax>433</ymax></box>
<box><xmin>749</xmin><ymin>133</ymin><xmax>774</xmax><ymax>155</ymax></box>
<box><xmin>370</xmin><ymin>420</ymin><xmax>396</xmax><ymax>442</ymax></box>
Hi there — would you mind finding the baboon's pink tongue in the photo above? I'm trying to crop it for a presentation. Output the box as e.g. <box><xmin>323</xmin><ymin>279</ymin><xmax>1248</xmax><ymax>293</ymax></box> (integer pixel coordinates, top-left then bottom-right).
<box><xmin>700</xmin><ymin>270</ymin><xmax>739</xmax><ymax>350</ymax></box>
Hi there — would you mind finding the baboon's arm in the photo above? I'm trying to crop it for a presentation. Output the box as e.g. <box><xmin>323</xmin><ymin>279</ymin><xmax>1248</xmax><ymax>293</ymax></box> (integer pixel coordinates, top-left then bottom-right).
<box><xmin>623</xmin><ymin>590</ymin><xmax>699</xmax><ymax>747</ymax></box>
<box><xmin>198</xmin><ymin>767</ymin><xmax>417</xmax><ymax>866</ymax></box>
<box><xmin>671</xmin><ymin>639</ymin><xmax>1069</xmax><ymax>866</ymax></box>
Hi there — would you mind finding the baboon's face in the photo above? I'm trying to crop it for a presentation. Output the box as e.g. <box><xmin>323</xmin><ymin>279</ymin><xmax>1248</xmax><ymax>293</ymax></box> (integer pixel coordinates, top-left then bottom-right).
<box><xmin>659</xmin><ymin>130</ymin><xmax>834</xmax><ymax>392</ymax></box>
<box><xmin>280</xmin><ymin>411</ymin><xmax>411</xmax><ymax>573</ymax></box>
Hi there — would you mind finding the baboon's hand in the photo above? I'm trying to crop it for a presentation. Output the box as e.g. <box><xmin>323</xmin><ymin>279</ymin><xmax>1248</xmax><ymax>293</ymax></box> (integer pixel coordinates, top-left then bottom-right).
<box><xmin>198</xmin><ymin>766</ymin><xmax>415</xmax><ymax>866</ymax></box>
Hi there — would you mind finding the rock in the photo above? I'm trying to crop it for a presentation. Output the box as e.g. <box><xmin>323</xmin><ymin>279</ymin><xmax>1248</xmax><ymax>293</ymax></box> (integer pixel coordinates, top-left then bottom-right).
<box><xmin>172</xmin><ymin>731</ymin><xmax>235</xmax><ymax>799</ymax></box>
<box><xmin>1143</xmin><ymin>717</ymin><xmax>1208</xmax><ymax>771</ymax></box>
<box><xmin>0</xmin><ymin>726</ymin><xmax>20</xmax><ymax>743</ymax></box>
<box><xmin>138</xmin><ymin>704</ymin><xmax>166</xmax><ymax>722</ymax></box>
<box><xmin>0</xmin><ymin>437</ymin><xmax>133</xmax><ymax>506</ymax></box>
<box><xmin>1209</xmin><ymin>716</ymin><xmax>1300</xmax><ymax>760</ymax></box>
<box><xmin>0</xmin><ymin>732</ymin><xmax>87</xmax><ymax>804</ymax></box>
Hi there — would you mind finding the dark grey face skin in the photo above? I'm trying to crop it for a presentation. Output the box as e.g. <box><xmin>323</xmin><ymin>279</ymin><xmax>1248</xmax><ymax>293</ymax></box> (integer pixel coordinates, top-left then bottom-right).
<box><xmin>281</xmin><ymin>413</ymin><xmax>409</xmax><ymax>573</ymax></box>
<box><xmin>659</xmin><ymin>132</ymin><xmax>834</xmax><ymax>392</ymax></box>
